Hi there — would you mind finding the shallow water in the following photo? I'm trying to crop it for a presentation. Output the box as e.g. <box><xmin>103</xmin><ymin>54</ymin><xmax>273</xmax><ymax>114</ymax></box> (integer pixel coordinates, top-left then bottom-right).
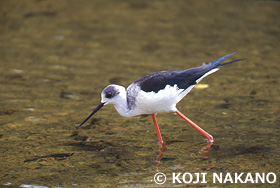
<box><xmin>0</xmin><ymin>0</ymin><xmax>279</xmax><ymax>187</ymax></box>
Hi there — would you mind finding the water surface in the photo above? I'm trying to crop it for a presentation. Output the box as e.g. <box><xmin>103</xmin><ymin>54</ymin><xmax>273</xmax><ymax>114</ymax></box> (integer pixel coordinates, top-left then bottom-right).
<box><xmin>0</xmin><ymin>0</ymin><xmax>279</xmax><ymax>187</ymax></box>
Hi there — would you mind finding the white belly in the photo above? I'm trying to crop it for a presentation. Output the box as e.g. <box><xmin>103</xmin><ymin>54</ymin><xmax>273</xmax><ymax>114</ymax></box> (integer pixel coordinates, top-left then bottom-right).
<box><xmin>129</xmin><ymin>84</ymin><xmax>192</xmax><ymax>116</ymax></box>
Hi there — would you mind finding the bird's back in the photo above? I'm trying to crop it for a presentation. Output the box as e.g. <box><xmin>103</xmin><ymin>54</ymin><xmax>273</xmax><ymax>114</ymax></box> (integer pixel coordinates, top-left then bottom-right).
<box><xmin>125</xmin><ymin>52</ymin><xmax>244</xmax><ymax>116</ymax></box>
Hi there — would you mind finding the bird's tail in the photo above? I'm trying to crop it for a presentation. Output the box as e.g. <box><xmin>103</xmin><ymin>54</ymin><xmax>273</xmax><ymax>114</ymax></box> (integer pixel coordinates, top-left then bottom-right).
<box><xmin>210</xmin><ymin>52</ymin><xmax>245</xmax><ymax>68</ymax></box>
<box><xmin>218</xmin><ymin>58</ymin><xmax>246</xmax><ymax>66</ymax></box>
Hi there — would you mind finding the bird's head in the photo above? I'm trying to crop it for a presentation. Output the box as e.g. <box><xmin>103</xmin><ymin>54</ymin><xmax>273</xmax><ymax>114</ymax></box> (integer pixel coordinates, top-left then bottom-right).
<box><xmin>77</xmin><ymin>84</ymin><xmax>125</xmax><ymax>128</ymax></box>
<box><xmin>101</xmin><ymin>84</ymin><xmax>124</xmax><ymax>105</ymax></box>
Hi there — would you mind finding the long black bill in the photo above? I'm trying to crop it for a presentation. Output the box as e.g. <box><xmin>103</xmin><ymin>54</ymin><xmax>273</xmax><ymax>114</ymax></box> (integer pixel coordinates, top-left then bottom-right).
<box><xmin>77</xmin><ymin>102</ymin><xmax>105</xmax><ymax>128</ymax></box>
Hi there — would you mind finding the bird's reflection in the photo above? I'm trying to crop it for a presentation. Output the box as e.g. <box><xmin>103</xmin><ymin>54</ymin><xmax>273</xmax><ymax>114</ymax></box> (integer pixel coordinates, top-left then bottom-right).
<box><xmin>155</xmin><ymin>141</ymin><xmax>213</xmax><ymax>163</ymax></box>
<box><xmin>197</xmin><ymin>141</ymin><xmax>213</xmax><ymax>160</ymax></box>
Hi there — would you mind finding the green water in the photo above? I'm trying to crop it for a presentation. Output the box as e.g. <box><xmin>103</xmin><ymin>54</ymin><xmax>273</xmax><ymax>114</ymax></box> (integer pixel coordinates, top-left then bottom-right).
<box><xmin>0</xmin><ymin>0</ymin><xmax>279</xmax><ymax>187</ymax></box>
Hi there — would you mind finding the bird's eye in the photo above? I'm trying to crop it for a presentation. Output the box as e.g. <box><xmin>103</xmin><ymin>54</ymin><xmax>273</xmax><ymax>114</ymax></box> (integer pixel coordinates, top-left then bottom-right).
<box><xmin>105</xmin><ymin>93</ymin><xmax>112</xmax><ymax>98</ymax></box>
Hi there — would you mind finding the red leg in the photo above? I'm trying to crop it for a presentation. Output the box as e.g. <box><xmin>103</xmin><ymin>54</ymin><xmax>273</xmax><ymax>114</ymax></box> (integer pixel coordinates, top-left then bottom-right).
<box><xmin>152</xmin><ymin>114</ymin><xmax>167</xmax><ymax>160</ymax></box>
<box><xmin>175</xmin><ymin>110</ymin><xmax>214</xmax><ymax>143</ymax></box>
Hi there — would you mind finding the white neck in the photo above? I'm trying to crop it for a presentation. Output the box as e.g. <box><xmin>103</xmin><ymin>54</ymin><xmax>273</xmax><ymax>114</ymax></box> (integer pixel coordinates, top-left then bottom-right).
<box><xmin>105</xmin><ymin>86</ymin><xmax>133</xmax><ymax>117</ymax></box>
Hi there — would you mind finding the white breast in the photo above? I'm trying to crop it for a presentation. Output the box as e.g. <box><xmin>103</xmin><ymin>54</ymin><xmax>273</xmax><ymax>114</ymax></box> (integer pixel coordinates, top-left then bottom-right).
<box><xmin>129</xmin><ymin>85</ymin><xmax>184</xmax><ymax>116</ymax></box>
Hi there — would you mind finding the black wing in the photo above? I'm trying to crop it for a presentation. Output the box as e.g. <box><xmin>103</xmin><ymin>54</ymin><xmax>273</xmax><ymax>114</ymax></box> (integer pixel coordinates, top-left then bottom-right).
<box><xmin>134</xmin><ymin>52</ymin><xmax>243</xmax><ymax>93</ymax></box>
<box><xmin>135</xmin><ymin>68</ymin><xmax>205</xmax><ymax>93</ymax></box>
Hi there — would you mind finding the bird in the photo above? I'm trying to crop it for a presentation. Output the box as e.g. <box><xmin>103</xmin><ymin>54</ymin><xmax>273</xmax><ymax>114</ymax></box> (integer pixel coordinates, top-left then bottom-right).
<box><xmin>78</xmin><ymin>52</ymin><xmax>244</xmax><ymax>159</ymax></box>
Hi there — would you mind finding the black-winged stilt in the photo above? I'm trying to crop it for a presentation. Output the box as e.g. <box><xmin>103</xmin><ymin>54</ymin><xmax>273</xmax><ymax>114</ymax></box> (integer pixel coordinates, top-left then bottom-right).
<box><xmin>78</xmin><ymin>52</ymin><xmax>244</xmax><ymax>159</ymax></box>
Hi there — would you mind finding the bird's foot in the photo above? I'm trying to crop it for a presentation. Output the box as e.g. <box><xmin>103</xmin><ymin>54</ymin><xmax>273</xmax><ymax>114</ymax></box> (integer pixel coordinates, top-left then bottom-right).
<box><xmin>156</xmin><ymin>142</ymin><xmax>167</xmax><ymax>162</ymax></box>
